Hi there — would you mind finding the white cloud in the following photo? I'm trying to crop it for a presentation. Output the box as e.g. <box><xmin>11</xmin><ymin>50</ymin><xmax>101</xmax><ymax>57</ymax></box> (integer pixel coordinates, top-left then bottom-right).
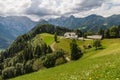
<box><xmin>0</xmin><ymin>0</ymin><xmax>120</xmax><ymax>20</ymax></box>
<box><xmin>0</xmin><ymin>0</ymin><xmax>31</xmax><ymax>16</ymax></box>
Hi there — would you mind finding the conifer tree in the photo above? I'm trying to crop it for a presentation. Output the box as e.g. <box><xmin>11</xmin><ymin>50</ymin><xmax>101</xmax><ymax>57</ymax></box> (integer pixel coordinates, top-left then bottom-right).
<box><xmin>70</xmin><ymin>39</ymin><xmax>83</xmax><ymax>60</ymax></box>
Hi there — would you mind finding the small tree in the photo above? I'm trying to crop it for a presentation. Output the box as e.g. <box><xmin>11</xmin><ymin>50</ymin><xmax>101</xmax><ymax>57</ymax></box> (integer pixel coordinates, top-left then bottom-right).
<box><xmin>70</xmin><ymin>39</ymin><xmax>83</xmax><ymax>60</ymax></box>
<box><xmin>54</xmin><ymin>32</ymin><xmax>57</xmax><ymax>42</ymax></box>
<box><xmin>93</xmin><ymin>40</ymin><xmax>102</xmax><ymax>50</ymax></box>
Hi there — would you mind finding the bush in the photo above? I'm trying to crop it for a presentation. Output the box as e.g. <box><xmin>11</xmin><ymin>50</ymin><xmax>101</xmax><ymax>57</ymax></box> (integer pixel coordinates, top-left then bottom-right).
<box><xmin>2</xmin><ymin>66</ymin><xmax>16</xmax><ymax>79</ymax></box>
<box><xmin>55</xmin><ymin>57</ymin><xmax>66</xmax><ymax>66</ymax></box>
<box><xmin>54</xmin><ymin>49</ymin><xmax>65</xmax><ymax>59</ymax></box>
<box><xmin>42</xmin><ymin>54</ymin><xmax>56</xmax><ymax>68</ymax></box>
<box><xmin>24</xmin><ymin>60</ymin><xmax>34</xmax><ymax>73</ymax></box>
<box><xmin>0</xmin><ymin>76</ymin><xmax>3</xmax><ymax>80</ymax></box>
<box><xmin>32</xmin><ymin>59</ymin><xmax>43</xmax><ymax>71</ymax></box>
<box><xmin>87</xmin><ymin>44</ymin><xmax>92</xmax><ymax>49</ymax></box>
<box><xmin>93</xmin><ymin>40</ymin><xmax>102</xmax><ymax>50</ymax></box>
<box><xmin>42</xmin><ymin>49</ymin><xmax>66</xmax><ymax>68</ymax></box>
<box><xmin>15</xmin><ymin>63</ymin><xmax>24</xmax><ymax>76</ymax></box>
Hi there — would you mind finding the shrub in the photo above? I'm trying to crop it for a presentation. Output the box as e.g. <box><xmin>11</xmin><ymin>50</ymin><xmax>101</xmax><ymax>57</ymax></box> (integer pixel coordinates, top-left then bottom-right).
<box><xmin>0</xmin><ymin>76</ymin><xmax>3</xmax><ymax>80</ymax></box>
<box><xmin>24</xmin><ymin>60</ymin><xmax>34</xmax><ymax>73</ymax></box>
<box><xmin>83</xmin><ymin>45</ymin><xmax>87</xmax><ymax>49</ymax></box>
<box><xmin>93</xmin><ymin>40</ymin><xmax>102</xmax><ymax>50</ymax></box>
<box><xmin>42</xmin><ymin>54</ymin><xmax>56</xmax><ymax>68</ymax></box>
<box><xmin>2</xmin><ymin>66</ymin><xmax>16</xmax><ymax>79</ymax></box>
<box><xmin>15</xmin><ymin>63</ymin><xmax>24</xmax><ymax>76</ymax></box>
<box><xmin>32</xmin><ymin>59</ymin><xmax>43</xmax><ymax>71</ymax></box>
<box><xmin>87</xmin><ymin>44</ymin><xmax>92</xmax><ymax>49</ymax></box>
<box><xmin>55</xmin><ymin>57</ymin><xmax>66</xmax><ymax>66</ymax></box>
<box><xmin>54</xmin><ymin>49</ymin><xmax>65</xmax><ymax>59</ymax></box>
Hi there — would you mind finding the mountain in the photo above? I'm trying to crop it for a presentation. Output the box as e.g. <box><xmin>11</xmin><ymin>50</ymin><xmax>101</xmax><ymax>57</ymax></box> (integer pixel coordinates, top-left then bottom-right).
<box><xmin>47</xmin><ymin>14</ymin><xmax>120</xmax><ymax>31</ymax></box>
<box><xmin>0</xmin><ymin>16</ymin><xmax>38</xmax><ymax>48</ymax></box>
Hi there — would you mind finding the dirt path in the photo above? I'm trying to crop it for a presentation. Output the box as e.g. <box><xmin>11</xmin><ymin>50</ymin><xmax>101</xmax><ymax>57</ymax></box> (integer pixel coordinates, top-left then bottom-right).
<box><xmin>50</xmin><ymin>42</ymin><xmax>56</xmax><ymax>51</ymax></box>
<box><xmin>50</xmin><ymin>36</ymin><xmax>70</xmax><ymax>62</ymax></box>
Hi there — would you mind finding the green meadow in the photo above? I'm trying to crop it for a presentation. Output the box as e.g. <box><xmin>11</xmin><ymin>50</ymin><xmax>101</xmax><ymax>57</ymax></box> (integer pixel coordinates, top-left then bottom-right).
<box><xmin>12</xmin><ymin>34</ymin><xmax>120</xmax><ymax>80</ymax></box>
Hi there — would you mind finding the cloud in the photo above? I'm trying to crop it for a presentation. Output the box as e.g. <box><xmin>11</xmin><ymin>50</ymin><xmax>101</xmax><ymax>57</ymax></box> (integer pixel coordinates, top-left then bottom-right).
<box><xmin>25</xmin><ymin>0</ymin><xmax>106</xmax><ymax>18</ymax></box>
<box><xmin>0</xmin><ymin>0</ymin><xmax>31</xmax><ymax>16</ymax></box>
<box><xmin>0</xmin><ymin>0</ymin><xmax>120</xmax><ymax>20</ymax></box>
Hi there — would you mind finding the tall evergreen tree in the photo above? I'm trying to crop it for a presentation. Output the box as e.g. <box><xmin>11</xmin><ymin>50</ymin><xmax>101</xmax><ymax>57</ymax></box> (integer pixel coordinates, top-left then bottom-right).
<box><xmin>104</xmin><ymin>29</ymin><xmax>110</xmax><ymax>38</ymax></box>
<box><xmin>54</xmin><ymin>32</ymin><xmax>57</xmax><ymax>42</ymax></box>
<box><xmin>75</xmin><ymin>29</ymin><xmax>83</xmax><ymax>37</ymax></box>
<box><xmin>110</xmin><ymin>26</ymin><xmax>118</xmax><ymax>38</ymax></box>
<box><xmin>98</xmin><ymin>28</ymin><xmax>104</xmax><ymax>38</ymax></box>
<box><xmin>70</xmin><ymin>39</ymin><xmax>83</xmax><ymax>60</ymax></box>
<box><xmin>34</xmin><ymin>45</ymin><xmax>42</xmax><ymax>58</ymax></box>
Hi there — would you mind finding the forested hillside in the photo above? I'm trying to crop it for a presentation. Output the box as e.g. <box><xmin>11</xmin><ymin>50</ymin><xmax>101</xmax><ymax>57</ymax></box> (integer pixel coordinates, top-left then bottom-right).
<box><xmin>0</xmin><ymin>24</ymin><xmax>71</xmax><ymax>79</ymax></box>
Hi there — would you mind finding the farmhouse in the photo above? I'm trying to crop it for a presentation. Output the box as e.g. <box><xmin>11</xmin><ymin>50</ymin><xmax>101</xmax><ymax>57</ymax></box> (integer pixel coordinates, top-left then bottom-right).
<box><xmin>64</xmin><ymin>32</ymin><xmax>78</xmax><ymax>39</ymax></box>
<box><xmin>87</xmin><ymin>35</ymin><xmax>102</xmax><ymax>40</ymax></box>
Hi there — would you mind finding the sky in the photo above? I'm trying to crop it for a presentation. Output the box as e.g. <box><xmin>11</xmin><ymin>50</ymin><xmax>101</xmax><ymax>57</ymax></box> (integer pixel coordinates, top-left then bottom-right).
<box><xmin>0</xmin><ymin>0</ymin><xmax>120</xmax><ymax>21</ymax></box>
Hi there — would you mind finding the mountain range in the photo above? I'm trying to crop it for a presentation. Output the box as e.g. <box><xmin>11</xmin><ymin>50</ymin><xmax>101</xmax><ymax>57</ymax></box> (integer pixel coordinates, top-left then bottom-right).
<box><xmin>0</xmin><ymin>14</ymin><xmax>120</xmax><ymax>48</ymax></box>
<box><xmin>0</xmin><ymin>16</ymin><xmax>37</xmax><ymax>48</ymax></box>
<box><xmin>48</xmin><ymin>14</ymin><xmax>120</xmax><ymax>31</ymax></box>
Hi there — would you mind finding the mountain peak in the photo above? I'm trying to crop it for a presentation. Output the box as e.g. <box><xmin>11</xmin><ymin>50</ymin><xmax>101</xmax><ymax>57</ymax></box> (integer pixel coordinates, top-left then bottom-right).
<box><xmin>69</xmin><ymin>15</ymin><xmax>75</xmax><ymax>18</ymax></box>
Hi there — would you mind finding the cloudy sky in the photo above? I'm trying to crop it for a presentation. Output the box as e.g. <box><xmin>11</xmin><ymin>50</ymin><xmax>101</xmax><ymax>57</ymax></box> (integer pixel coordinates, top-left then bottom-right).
<box><xmin>0</xmin><ymin>0</ymin><xmax>120</xmax><ymax>21</ymax></box>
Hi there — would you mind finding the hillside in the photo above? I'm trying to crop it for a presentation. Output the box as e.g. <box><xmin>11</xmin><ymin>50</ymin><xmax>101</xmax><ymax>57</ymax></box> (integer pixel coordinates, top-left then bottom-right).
<box><xmin>0</xmin><ymin>16</ymin><xmax>38</xmax><ymax>49</ymax></box>
<box><xmin>0</xmin><ymin>24</ymin><xmax>71</xmax><ymax>79</ymax></box>
<box><xmin>12</xmin><ymin>38</ymin><xmax>120</xmax><ymax>80</ymax></box>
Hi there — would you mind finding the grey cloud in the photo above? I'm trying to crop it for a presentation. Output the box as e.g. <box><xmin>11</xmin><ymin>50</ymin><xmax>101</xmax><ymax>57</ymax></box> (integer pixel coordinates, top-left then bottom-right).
<box><xmin>73</xmin><ymin>0</ymin><xmax>105</xmax><ymax>11</ymax></box>
<box><xmin>25</xmin><ymin>0</ymin><xmax>59</xmax><ymax>17</ymax></box>
<box><xmin>25</xmin><ymin>0</ymin><xmax>106</xmax><ymax>18</ymax></box>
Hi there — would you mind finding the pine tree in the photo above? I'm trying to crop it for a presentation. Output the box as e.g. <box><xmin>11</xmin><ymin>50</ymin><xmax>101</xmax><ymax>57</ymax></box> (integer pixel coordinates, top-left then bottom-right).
<box><xmin>70</xmin><ymin>39</ymin><xmax>83</xmax><ymax>60</ymax></box>
<box><xmin>34</xmin><ymin>45</ymin><xmax>42</xmax><ymax>58</ymax></box>
<box><xmin>98</xmin><ymin>28</ymin><xmax>104</xmax><ymax>38</ymax></box>
<box><xmin>104</xmin><ymin>29</ymin><xmax>110</xmax><ymax>38</ymax></box>
<box><xmin>54</xmin><ymin>32</ymin><xmax>57</xmax><ymax>42</ymax></box>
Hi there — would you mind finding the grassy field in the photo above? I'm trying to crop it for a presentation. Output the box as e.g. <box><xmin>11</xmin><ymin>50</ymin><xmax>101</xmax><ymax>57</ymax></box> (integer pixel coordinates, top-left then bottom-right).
<box><xmin>40</xmin><ymin>33</ymin><xmax>55</xmax><ymax>45</ymax></box>
<box><xmin>12</xmin><ymin>34</ymin><xmax>120</xmax><ymax>80</ymax></box>
<box><xmin>54</xmin><ymin>38</ymin><xmax>93</xmax><ymax>55</ymax></box>
<box><xmin>31</xmin><ymin>33</ymin><xmax>55</xmax><ymax>46</ymax></box>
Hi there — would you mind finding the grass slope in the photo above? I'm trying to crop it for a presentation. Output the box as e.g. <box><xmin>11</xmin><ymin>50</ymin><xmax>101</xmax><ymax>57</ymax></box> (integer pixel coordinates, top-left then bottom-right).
<box><xmin>33</xmin><ymin>33</ymin><xmax>60</xmax><ymax>46</ymax></box>
<box><xmin>12</xmin><ymin>35</ymin><xmax>120</xmax><ymax>80</ymax></box>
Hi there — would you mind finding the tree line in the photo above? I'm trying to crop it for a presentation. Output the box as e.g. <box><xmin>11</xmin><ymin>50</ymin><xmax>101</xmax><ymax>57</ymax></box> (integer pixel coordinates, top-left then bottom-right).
<box><xmin>75</xmin><ymin>25</ymin><xmax>120</xmax><ymax>39</ymax></box>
